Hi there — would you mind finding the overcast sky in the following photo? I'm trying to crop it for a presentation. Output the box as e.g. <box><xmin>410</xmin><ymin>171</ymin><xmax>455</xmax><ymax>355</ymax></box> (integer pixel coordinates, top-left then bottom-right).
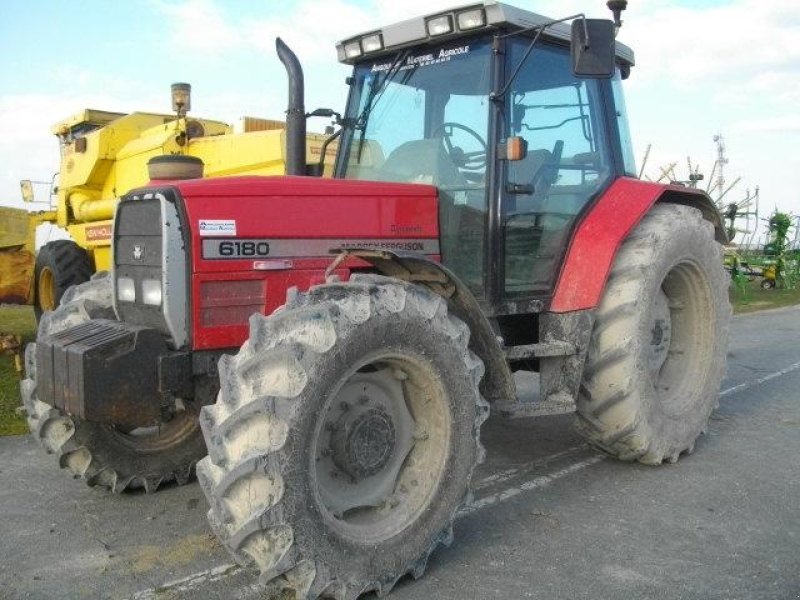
<box><xmin>1</xmin><ymin>0</ymin><xmax>798</xmax><ymax>242</ymax></box>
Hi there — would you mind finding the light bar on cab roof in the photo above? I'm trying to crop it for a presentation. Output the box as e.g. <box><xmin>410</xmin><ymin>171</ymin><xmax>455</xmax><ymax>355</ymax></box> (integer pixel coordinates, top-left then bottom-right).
<box><xmin>335</xmin><ymin>2</ymin><xmax>636</xmax><ymax>68</ymax></box>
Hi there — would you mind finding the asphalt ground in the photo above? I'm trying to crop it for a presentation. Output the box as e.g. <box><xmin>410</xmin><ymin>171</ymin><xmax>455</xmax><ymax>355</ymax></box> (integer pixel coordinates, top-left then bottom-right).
<box><xmin>1</xmin><ymin>306</ymin><xmax>798</xmax><ymax>600</ymax></box>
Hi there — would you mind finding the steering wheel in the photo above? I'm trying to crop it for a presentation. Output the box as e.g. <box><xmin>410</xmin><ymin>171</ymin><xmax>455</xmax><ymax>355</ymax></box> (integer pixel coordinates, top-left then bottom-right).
<box><xmin>432</xmin><ymin>122</ymin><xmax>487</xmax><ymax>171</ymax></box>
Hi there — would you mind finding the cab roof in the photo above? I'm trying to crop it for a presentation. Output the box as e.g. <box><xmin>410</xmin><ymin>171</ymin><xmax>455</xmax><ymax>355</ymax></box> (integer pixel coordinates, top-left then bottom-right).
<box><xmin>51</xmin><ymin>109</ymin><xmax>127</xmax><ymax>136</ymax></box>
<box><xmin>336</xmin><ymin>1</ymin><xmax>634</xmax><ymax>67</ymax></box>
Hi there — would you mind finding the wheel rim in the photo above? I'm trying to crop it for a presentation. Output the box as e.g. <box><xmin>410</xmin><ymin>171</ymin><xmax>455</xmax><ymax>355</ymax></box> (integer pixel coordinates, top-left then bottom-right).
<box><xmin>312</xmin><ymin>352</ymin><xmax>451</xmax><ymax>545</ymax></box>
<box><xmin>105</xmin><ymin>400</ymin><xmax>199</xmax><ymax>453</ymax></box>
<box><xmin>649</xmin><ymin>260</ymin><xmax>714</xmax><ymax>416</ymax></box>
<box><xmin>38</xmin><ymin>267</ymin><xmax>56</xmax><ymax>311</ymax></box>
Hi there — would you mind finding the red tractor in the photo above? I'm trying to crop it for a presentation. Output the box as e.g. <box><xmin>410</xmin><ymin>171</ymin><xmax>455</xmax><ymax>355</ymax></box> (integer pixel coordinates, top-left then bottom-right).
<box><xmin>22</xmin><ymin>2</ymin><xmax>729</xmax><ymax>597</ymax></box>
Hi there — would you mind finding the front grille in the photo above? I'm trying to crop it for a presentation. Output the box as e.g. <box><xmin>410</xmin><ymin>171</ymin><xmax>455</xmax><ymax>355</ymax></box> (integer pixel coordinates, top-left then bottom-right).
<box><xmin>113</xmin><ymin>189</ymin><xmax>189</xmax><ymax>348</ymax></box>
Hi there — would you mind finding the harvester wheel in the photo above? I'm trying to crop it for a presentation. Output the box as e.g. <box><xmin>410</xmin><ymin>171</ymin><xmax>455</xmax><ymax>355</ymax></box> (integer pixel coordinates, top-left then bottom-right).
<box><xmin>197</xmin><ymin>275</ymin><xmax>488</xmax><ymax>598</ymax></box>
<box><xmin>34</xmin><ymin>240</ymin><xmax>92</xmax><ymax>319</ymax></box>
<box><xmin>575</xmin><ymin>204</ymin><xmax>730</xmax><ymax>465</ymax></box>
<box><xmin>21</xmin><ymin>273</ymin><xmax>206</xmax><ymax>493</ymax></box>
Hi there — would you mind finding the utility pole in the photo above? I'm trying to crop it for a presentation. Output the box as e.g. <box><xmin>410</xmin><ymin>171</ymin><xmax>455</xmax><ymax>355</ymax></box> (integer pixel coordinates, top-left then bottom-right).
<box><xmin>712</xmin><ymin>133</ymin><xmax>729</xmax><ymax>206</ymax></box>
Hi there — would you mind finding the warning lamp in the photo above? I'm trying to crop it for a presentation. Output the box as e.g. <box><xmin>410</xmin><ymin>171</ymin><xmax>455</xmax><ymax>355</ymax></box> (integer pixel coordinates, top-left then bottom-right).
<box><xmin>171</xmin><ymin>82</ymin><xmax>192</xmax><ymax>117</ymax></box>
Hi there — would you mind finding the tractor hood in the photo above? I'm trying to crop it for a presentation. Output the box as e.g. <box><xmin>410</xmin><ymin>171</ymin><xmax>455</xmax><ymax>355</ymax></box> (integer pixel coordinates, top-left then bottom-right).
<box><xmin>173</xmin><ymin>176</ymin><xmax>440</xmax><ymax>262</ymax></box>
<box><xmin>139</xmin><ymin>175</ymin><xmax>442</xmax><ymax>349</ymax></box>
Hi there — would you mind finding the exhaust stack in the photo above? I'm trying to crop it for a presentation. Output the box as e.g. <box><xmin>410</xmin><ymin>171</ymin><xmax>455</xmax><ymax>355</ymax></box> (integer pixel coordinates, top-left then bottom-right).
<box><xmin>276</xmin><ymin>38</ymin><xmax>306</xmax><ymax>176</ymax></box>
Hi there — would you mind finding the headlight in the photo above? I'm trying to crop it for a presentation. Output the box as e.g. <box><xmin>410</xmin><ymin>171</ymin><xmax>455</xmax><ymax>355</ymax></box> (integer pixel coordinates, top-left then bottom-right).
<box><xmin>118</xmin><ymin>277</ymin><xmax>135</xmax><ymax>302</ymax></box>
<box><xmin>361</xmin><ymin>33</ymin><xmax>383</xmax><ymax>53</ymax></box>
<box><xmin>457</xmin><ymin>9</ymin><xmax>485</xmax><ymax>30</ymax></box>
<box><xmin>343</xmin><ymin>41</ymin><xmax>362</xmax><ymax>59</ymax></box>
<box><xmin>427</xmin><ymin>15</ymin><xmax>453</xmax><ymax>36</ymax></box>
<box><xmin>142</xmin><ymin>278</ymin><xmax>163</xmax><ymax>306</ymax></box>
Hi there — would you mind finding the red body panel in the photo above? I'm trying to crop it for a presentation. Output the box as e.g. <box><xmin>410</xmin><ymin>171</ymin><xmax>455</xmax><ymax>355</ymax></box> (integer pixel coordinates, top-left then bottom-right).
<box><xmin>190</xmin><ymin>266</ymin><xmax>351</xmax><ymax>349</ymax></box>
<box><xmin>171</xmin><ymin>176</ymin><xmax>440</xmax><ymax>350</ymax></box>
<box><xmin>550</xmin><ymin>177</ymin><xmax>677</xmax><ymax>313</ymax></box>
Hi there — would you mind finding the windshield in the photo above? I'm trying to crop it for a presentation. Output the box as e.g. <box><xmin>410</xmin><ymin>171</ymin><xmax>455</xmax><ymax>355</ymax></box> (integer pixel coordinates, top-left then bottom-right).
<box><xmin>337</xmin><ymin>38</ymin><xmax>492</xmax><ymax>188</ymax></box>
<box><xmin>337</xmin><ymin>39</ymin><xmax>493</xmax><ymax>295</ymax></box>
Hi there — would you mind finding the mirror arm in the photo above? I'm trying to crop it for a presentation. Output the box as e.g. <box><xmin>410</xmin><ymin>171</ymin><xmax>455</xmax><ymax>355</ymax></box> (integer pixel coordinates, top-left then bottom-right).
<box><xmin>306</xmin><ymin>108</ymin><xmax>342</xmax><ymax>121</ymax></box>
<box><xmin>316</xmin><ymin>127</ymin><xmax>343</xmax><ymax>176</ymax></box>
<box><xmin>580</xmin><ymin>16</ymin><xmax>590</xmax><ymax>49</ymax></box>
<box><xmin>490</xmin><ymin>13</ymin><xmax>586</xmax><ymax>102</ymax></box>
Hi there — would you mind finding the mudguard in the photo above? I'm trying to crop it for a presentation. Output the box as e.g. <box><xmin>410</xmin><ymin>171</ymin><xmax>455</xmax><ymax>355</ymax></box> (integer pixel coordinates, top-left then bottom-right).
<box><xmin>550</xmin><ymin>177</ymin><xmax>726</xmax><ymax>313</ymax></box>
<box><xmin>341</xmin><ymin>249</ymin><xmax>516</xmax><ymax>404</ymax></box>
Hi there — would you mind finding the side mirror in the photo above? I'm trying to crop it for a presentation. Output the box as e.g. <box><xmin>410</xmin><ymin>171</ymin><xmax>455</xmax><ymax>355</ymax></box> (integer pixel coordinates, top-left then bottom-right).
<box><xmin>570</xmin><ymin>19</ymin><xmax>616</xmax><ymax>78</ymax></box>
<box><xmin>20</xmin><ymin>180</ymin><xmax>34</xmax><ymax>203</ymax></box>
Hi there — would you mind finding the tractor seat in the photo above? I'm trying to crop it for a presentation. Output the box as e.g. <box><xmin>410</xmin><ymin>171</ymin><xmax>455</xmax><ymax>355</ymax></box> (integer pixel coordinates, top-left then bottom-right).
<box><xmin>509</xmin><ymin>148</ymin><xmax>552</xmax><ymax>186</ymax></box>
<box><xmin>375</xmin><ymin>139</ymin><xmax>463</xmax><ymax>187</ymax></box>
<box><xmin>507</xmin><ymin>144</ymin><xmax>565</xmax><ymax>214</ymax></box>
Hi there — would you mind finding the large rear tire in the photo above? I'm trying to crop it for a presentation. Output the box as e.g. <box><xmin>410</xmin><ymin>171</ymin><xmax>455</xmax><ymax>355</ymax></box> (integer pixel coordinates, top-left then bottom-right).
<box><xmin>575</xmin><ymin>204</ymin><xmax>730</xmax><ymax>464</ymax></box>
<box><xmin>197</xmin><ymin>275</ymin><xmax>488</xmax><ymax>598</ymax></box>
<box><xmin>21</xmin><ymin>273</ymin><xmax>207</xmax><ymax>493</ymax></box>
<box><xmin>34</xmin><ymin>240</ymin><xmax>92</xmax><ymax>320</ymax></box>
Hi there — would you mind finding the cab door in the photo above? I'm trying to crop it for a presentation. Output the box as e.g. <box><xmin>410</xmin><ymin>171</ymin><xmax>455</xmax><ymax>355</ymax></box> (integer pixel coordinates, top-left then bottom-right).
<box><xmin>499</xmin><ymin>40</ymin><xmax>616</xmax><ymax>306</ymax></box>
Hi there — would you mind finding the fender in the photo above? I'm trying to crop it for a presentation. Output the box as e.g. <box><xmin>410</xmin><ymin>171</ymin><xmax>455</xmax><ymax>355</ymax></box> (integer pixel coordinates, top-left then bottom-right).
<box><xmin>550</xmin><ymin>177</ymin><xmax>727</xmax><ymax>313</ymax></box>
<box><xmin>341</xmin><ymin>249</ymin><xmax>515</xmax><ymax>404</ymax></box>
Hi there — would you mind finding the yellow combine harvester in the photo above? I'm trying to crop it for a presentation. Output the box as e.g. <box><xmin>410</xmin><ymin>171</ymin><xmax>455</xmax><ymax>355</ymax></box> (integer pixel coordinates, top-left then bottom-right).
<box><xmin>0</xmin><ymin>207</ymin><xmax>53</xmax><ymax>305</ymax></box>
<box><xmin>0</xmin><ymin>83</ymin><xmax>335</xmax><ymax>316</ymax></box>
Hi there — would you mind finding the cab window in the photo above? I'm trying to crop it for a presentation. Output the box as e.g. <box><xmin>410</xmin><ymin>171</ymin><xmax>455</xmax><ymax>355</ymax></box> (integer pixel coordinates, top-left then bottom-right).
<box><xmin>503</xmin><ymin>41</ymin><xmax>613</xmax><ymax>297</ymax></box>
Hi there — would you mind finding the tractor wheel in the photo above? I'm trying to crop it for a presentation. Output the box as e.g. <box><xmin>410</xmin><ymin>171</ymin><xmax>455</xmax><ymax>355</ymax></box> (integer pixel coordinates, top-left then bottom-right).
<box><xmin>21</xmin><ymin>273</ymin><xmax>206</xmax><ymax>493</ymax></box>
<box><xmin>34</xmin><ymin>240</ymin><xmax>92</xmax><ymax>320</ymax></box>
<box><xmin>760</xmin><ymin>278</ymin><xmax>775</xmax><ymax>289</ymax></box>
<box><xmin>197</xmin><ymin>275</ymin><xmax>488</xmax><ymax>598</ymax></box>
<box><xmin>575</xmin><ymin>204</ymin><xmax>730</xmax><ymax>465</ymax></box>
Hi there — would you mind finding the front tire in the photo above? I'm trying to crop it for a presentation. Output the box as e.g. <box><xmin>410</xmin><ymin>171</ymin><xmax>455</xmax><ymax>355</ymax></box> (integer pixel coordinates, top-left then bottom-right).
<box><xmin>197</xmin><ymin>275</ymin><xmax>488</xmax><ymax>598</ymax></box>
<box><xmin>576</xmin><ymin>204</ymin><xmax>730</xmax><ymax>464</ymax></box>
<box><xmin>21</xmin><ymin>273</ymin><xmax>207</xmax><ymax>493</ymax></box>
<box><xmin>34</xmin><ymin>240</ymin><xmax>92</xmax><ymax>320</ymax></box>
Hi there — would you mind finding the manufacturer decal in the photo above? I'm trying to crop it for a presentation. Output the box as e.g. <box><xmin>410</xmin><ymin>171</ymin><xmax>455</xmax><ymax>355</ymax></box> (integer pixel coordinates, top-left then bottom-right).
<box><xmin>202</xmin><ymin>238</ymin><xmax>439</xmax><ymax>259</ymax></box>
<box><xmin>371</xmin><ymin>44</ymin><xmax>471</xmax><ymax>73</ymax></box>
<box><xmin>85</xmin><ymin>223</ymin><xmax>113</xmax><ymax>242</ymax></box>
<box><xmin>199</xmin><ymin>219</ymin><xmax>237</xmax><ymax>237</ymax></box>
<box><xmin>132</xmin><ymin>245</ymin><xmax>144</xmax><ymax>261</ymax></box>
<box><xmin>203</xmin><ymin>239</ymin><xmax>271</xmax><ymax>259</ymax></box>
<box><xmin>390</xmin><ymin>224</ymin><xmax>423</xmax><ymax>235</ymax></box>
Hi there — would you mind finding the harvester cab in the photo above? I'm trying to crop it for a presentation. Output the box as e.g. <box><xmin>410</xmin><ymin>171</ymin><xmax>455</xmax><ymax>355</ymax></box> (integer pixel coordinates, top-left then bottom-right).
<box><xmin>6</xmin><ymin>81</ymin><xmax>339</xmax><ymax>318</ymax></box>
<box><xmin>23</xmin><ymin>2</ymin><xmax>730</xmax><ymax>598</ymax></box>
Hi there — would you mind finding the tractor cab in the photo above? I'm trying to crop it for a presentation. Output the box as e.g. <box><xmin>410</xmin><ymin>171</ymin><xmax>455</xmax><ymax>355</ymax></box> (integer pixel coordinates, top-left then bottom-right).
<box><xmin>333</xmin><ymin>3</ymin><xmax>635</xmax><ymax>313</ymax></box>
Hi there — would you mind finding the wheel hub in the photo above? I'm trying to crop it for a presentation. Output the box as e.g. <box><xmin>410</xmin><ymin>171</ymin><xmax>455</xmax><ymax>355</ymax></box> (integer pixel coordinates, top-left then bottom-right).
<box><xmin>314</xmin><ymin>367</ymin><xmax>416</xmax><ymax>517</ymax></box>
<box><xmin>648</xmin><ymin>287</ymin><xmax>672</xmax><ymax>379</ymax></box>
<box><xmin>331</xmin><ymin>406</ymin><xmax>396</xmax><ymax>481</ymax></box>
